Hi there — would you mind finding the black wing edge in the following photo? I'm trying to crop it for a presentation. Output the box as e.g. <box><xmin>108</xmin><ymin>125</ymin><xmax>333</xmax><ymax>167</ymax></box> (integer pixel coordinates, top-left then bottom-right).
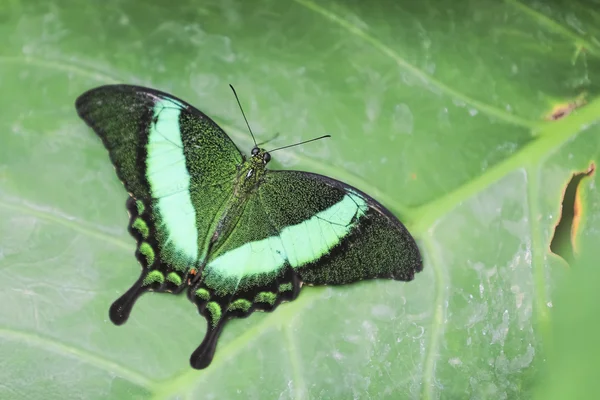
<box><xmin>74</xmin><ymin>84</ymin><xmax>229</xmax><ymax>130</ymax></box>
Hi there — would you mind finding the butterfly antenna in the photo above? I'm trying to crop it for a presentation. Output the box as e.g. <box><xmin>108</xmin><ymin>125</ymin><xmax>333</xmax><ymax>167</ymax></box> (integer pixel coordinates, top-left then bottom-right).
<box><xmin>229</xmin><ymin>84</ymin><xmax>257</xmax><ymax>147</ymax></box>
<box><xmin>268</xmin><ymin>135</ymin><xmax>331</xmax><ymax>153</ymax></box>
<box><xmin>256</xmin><ymin>132</ymin><xmax>280</xmax><ymax>147</ymax></box>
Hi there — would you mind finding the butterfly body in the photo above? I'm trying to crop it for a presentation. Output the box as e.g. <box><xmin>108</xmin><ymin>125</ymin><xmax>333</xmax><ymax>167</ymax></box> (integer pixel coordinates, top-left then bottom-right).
<box><xmin>207</xmin><ymin>149</ymin><xmax>269</xmax><ymax>253</ymax></box>
<box><xmin>75</xmin><ymin>85</ymin><xmax>423</xmax><ymax>369</ymax></box>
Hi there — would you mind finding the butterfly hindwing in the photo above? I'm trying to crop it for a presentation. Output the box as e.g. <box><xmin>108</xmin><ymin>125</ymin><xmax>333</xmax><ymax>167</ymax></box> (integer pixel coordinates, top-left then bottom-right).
<box><xmin>75</xmin><ymin>85</ymin><xmax>243</xmax><ymax>324</ymax></box>
<box><xmin>186</xmin><ymin>193</ymin><xmax>302</xmax><ymax>368</ymax></box>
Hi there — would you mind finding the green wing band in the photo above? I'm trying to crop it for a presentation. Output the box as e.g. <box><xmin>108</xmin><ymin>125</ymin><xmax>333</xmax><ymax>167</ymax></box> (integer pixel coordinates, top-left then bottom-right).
<box><xmin>147</xmin><ymin>101</ymin><xmax>198</xmax><ymax>262</ymax></box>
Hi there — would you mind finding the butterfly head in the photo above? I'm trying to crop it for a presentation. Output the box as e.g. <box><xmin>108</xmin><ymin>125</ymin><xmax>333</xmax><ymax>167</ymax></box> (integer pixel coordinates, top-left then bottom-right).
<box><xmin>250</xmin><ymin>147</ymin><xmax>272</xmax><ymax>165</ymax></box>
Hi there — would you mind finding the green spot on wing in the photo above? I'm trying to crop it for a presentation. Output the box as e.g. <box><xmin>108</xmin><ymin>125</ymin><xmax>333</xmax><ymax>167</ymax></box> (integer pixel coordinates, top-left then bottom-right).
<box><xmin>254</xmin><ymin>292</ymin><xmax>276</xmax><ymax>305</ymax></box>
<box><xmin>228</xmin><ymin>299</ymin><xmax>252</xmax><ymax>312</ymax></box>
<box><xmin>143</xmin><ymin>270</ymin><xmax>164</xmax><ymax>285</ymax></box>
<box><xmin>139</xmin><ymin>242</ymin><xmax>155</xmax><ymax>266</ymax></box>
<box><xmin>166</xmin><ymin>272</ymin><xmax>182</xmax><ymax>286</ymax></box>
<box><xmin>136</xmin><ymin>200</ymin><xmax>145</xmax><ymax>215</ymax></box>
<box><xmin>132</xmin><ymin>217</ymin><xmax>149</xmax><ymax>239</ymax></box>
<box><xmin>206</xmin><ymin>302</ymin><xmax>222</xmax><ymax>327</ymax></box>
<box><xmin>195</xmin><ymin>288</ymin><xmax>210</xmax><ymax>301</ymax></box>
<box><xmin>278</xmin><ymin>283</ymin><xmax>292</xmax><ymax>292</ymax></box>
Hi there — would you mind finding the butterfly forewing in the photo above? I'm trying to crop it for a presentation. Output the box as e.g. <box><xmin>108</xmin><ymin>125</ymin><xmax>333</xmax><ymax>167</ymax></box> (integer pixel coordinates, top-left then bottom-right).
<box><xmin>259</xmin><ymin>170</ymin><xmax>423</xmax><ymax>284</ymax></box>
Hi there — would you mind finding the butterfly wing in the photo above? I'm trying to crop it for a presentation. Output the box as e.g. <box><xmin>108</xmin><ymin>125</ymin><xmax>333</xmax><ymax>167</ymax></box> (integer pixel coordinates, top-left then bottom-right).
<box><xmin>259</xmin><ymin>170</ymin><xmax>422</xmax><ymax>284</ymax></box>
<box><xmin>75</xmin><ymin>85</ymin><xmax>243</xmax><ymax>324</ymax></box>
<box><xmin>186</xmin><ymin>169</ymin><xmax>422</xmax><ymax>369</ymax></box>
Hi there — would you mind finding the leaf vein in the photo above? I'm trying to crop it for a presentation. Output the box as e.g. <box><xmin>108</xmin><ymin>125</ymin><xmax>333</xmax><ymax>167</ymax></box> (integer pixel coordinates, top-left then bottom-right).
<box><xmin>505</xmin><ymin>0</ymin><xmax>600</xmax><ymax>56</ymax></box>
<box><xmin>293</xmin><ymin>0</ymin><xmax>536</xmax><ymax>128</ymax></box>
<box><xmin>0</xmin><ymin>198</ymin><xmax>131</xmax><ymax>252</ymax></box>
<box><xmin>0</xmin><ymin>55</ymin><xmax>122</xmax><ymax>84</ymax></box>
<box><xmin>0</xmin><ymin>327</ymin><xmax>155</xmax><ymax>389</ymax></box>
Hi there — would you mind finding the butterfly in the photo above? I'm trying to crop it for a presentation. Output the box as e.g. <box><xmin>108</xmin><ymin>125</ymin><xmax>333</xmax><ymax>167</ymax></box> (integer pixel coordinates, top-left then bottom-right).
<box><xmin>75</xmin><ymin>85</ymin><xmax>423</xmax><ymax>369</ymax></box>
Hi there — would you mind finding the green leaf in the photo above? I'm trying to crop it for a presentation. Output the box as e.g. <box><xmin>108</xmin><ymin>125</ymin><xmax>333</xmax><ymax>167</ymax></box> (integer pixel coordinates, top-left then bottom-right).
<box><xmin>533</xmin><ymin>231</ymin><xmax>600</xmax><ymax>399</ymax></box>
<box><xmin>1</xmin><ymin>0</ymin><xmax>599</xmax><ymax>398</ymax></box>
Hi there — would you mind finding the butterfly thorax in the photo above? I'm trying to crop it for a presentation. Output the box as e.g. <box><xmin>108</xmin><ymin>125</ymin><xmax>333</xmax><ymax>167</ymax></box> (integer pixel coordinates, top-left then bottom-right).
<box><xmin>207</xmin><ymin>148</ymin><xmax>271</xmax><ymax>254</ymax></box>
<box><xmin>234</xmin><ymin>147</ymin><xmax>271</xmax><ymax>196</ymax></box>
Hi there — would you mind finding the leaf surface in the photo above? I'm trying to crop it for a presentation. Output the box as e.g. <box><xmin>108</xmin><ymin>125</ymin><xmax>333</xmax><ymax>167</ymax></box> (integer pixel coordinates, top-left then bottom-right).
<box><xmin>1</xmin><ymin>0</ymin><xmax>599</xmax><ymax>398</ymax></box>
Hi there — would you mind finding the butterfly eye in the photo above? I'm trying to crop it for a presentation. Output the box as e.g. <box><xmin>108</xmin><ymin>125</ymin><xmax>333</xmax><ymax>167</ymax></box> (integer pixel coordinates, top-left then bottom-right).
<box><xmin>264</xmin><ymin>152</ymin><xmax>271</xmax><ymax>163</ymax></box>
<box><xmin>251</xmin><ymin>147</ymin><xmax>259</xmax><ymax>156</ymax></box>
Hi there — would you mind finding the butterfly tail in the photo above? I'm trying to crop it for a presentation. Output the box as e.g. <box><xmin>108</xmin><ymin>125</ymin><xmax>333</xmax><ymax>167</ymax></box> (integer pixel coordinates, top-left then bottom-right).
<box><xmin>190</xmin><ymin>318</ymin><xmax>226</xmax><ymax>369</ymax></box>
<box><xmin>109</xmin><ymin>272</ymin><xmax>153</xmax><ymax>325</ymax></box>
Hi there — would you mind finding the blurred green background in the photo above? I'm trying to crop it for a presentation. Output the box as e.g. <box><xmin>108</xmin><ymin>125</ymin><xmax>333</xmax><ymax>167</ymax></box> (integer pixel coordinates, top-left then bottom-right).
<box><xmin>0</xmin><ymin>0</ymin><xmax>599</xmax><ymax>398</ymax></box>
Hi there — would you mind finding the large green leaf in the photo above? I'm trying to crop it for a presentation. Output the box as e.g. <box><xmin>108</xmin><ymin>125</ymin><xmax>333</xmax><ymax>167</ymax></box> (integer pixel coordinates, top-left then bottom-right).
<box><xmin>533</xmin><ymin>232</ymin><xmax>600</xmax><ymax>399</ymax></box>
<box><xmin>1</xmin><ymin>0</ymin><xmax>599</xmax><ymax>398</ymax></box>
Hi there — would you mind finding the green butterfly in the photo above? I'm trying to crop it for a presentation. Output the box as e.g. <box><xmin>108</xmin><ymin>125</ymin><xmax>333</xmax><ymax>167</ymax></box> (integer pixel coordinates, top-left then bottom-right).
<box><xmin>75</xmin><ymin>85</ymin><xmax>423</xmax><ymax>369</ymax></box>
